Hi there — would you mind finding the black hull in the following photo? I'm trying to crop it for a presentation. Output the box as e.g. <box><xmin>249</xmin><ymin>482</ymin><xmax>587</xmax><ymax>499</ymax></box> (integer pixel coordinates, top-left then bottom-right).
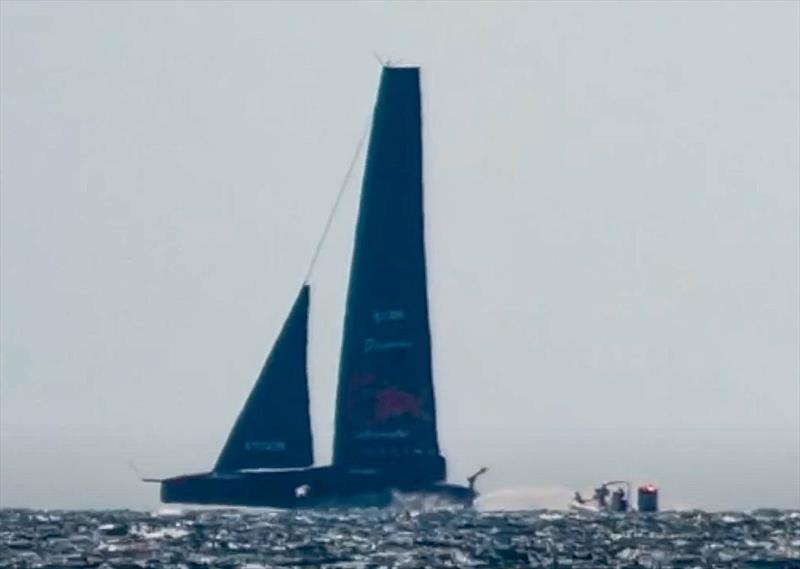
<box><xmin>160</xmin><ymin>467</ymin><xmax>473</xmax><ymax>509</ymax></box>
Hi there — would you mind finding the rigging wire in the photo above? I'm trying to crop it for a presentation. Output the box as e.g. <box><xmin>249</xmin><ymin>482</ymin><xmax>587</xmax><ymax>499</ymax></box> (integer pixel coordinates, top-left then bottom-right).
<box><xmin>303</xmin><ymin>119</ymin><xmax>371</xmax><ymax>283</ymax></box>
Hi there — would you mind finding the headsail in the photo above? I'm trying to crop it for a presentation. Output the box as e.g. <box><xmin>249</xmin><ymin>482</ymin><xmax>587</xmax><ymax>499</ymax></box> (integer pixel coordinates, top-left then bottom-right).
<box><xmin>333</xmin><ymin>66</ymin><xmax>445</xmax><ymax>483</ymax></box>
<box><xmin>215</xmin><ymin>285</ymin><xmax>313</xmax><ymax>472</ymax></box>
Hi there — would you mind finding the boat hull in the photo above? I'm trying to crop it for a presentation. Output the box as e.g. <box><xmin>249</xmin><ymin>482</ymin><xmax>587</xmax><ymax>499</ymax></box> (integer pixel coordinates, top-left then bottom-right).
<box><xmin>160</xmin><ymin>467</ymin><xmax>473</xmax><ymax>509</ymax></box>
<box><xmin>569</xmin><ymin>500</ymin><xmax>601</xmax><ymax>513</ymax></box>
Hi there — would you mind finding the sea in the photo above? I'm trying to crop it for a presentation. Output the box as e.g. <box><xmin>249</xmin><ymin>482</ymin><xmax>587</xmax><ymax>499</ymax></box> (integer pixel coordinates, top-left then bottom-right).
<box><xmin>1</xmin><ymin>507</ymin><xmax>799</xmax><ymax>568</ymax></box>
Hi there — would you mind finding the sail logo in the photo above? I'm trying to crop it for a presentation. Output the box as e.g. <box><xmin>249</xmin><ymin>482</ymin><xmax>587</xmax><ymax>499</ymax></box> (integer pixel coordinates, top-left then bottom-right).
<box><xmin>244</xmin><ymin>441</ymin><xmax>286</xmax><ymax>452</ymax></box>
<box><xmin>363</xmin><ymin>338</ymin><xmax>412</xmax><ymax>352</ymax></box>
<box><xmin>373</xmin><ymin>387</ymin><xmax>425</xmax><ymax>423</ymax></box>
<box><xmin>373</xmin><ymin>310</ymin><xmax>405</xmax><ymax>323</ymax></box>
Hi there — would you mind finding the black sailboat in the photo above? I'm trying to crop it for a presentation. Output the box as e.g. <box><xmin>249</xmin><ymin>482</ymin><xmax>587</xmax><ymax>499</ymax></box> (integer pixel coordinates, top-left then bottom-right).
<box><xmin>158</xmin><ymin>65</ymin><xmax>484</xmax><ymax>508</ymax></box>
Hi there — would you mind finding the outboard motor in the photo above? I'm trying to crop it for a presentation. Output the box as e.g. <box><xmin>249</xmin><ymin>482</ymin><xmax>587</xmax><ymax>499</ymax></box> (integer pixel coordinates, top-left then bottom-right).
<box><xmin>637</xmin><ymin>484</ymin><xmax>659</xmax><ymax>512</ymax></box>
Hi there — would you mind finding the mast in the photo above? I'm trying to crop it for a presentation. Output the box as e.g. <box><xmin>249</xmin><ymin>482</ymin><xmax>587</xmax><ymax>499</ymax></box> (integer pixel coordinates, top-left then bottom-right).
<box><xmin>333</xmin><ymin>66</ymin><xmax>445</xmax><ymax>483</ymax></box>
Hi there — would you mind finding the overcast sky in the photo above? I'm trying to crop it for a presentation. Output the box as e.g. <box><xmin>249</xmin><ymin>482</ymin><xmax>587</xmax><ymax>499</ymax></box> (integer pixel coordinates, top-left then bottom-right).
<box><xmin>2</xmin><ymin>1</ymin><xmax>798</xmax><ymax>511</ymax></box>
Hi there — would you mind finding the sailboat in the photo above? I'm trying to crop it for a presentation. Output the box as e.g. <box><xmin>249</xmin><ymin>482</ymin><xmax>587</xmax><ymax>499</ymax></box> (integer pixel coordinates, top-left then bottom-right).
<box><xmin>157</xmin><ymin>65</ymin><xmax>486</xmax><ymax>508</ymax></box>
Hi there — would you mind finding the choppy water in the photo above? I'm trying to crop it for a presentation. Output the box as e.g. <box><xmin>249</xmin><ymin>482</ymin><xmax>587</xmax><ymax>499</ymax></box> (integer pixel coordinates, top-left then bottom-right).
<box><xmin>1</xmin><ymin>507</ymin><xmax>799</xmax><ymax>568</ymax></box>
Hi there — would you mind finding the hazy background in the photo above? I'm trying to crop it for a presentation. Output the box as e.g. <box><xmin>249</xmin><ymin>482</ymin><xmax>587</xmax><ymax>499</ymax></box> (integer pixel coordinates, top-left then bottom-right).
<box><xmin>2</xmin><ymin>1</ymin><xmax>798</xmax><ymax>511</ymax></box>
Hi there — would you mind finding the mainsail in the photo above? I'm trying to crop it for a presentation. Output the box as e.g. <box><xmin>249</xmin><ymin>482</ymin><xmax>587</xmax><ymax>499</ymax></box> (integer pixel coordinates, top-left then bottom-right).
<box><xmin>333</xmin><ymin>66</ymin><xmax>445</xmax><ymax>483</ymax></box>
<box><xmin>214</xmin><ymin>285</ymin><xmax>313</xmax><ymax>471</ymax></box>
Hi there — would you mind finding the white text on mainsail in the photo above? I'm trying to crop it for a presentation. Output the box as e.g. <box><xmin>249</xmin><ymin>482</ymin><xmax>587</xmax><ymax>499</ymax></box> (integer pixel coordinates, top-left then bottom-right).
<box><xmin>355</xmin><ymin>429</ymin><xmax>409</xmax><ymax>440</ymax></box>
<box><xmin>373</xmin><ymin>310</ymin><xmax>405</xmax><ymax>323</ymax></box>
<box><xmin>363</xmin><ymin>339</ymin><xmax>412</xmax><ymax>352</ymax></box>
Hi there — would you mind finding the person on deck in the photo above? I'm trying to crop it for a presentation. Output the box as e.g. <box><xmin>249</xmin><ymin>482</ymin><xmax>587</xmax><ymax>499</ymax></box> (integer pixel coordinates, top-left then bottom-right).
<box><xmin>593</xmin><ymin>484</ymin><xmax>609</xmax><ymax>507</ymax></box>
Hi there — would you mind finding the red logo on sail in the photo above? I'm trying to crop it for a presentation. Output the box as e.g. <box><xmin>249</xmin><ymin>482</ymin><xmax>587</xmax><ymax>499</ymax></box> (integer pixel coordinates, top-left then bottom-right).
<box><xmin>373</xmin><ymin>387</ymin><xmax>424</xmax><ymax>423</ymax></box>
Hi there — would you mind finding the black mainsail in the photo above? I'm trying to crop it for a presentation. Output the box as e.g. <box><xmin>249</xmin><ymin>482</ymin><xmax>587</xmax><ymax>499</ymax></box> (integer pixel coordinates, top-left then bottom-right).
<box><xmin>214</xmin><ymin>285</ymin><xmax>313</xmax><ymax>471</ymax></box>
<box><xmin>333</xmin><ymin>66</ymin><xmax>445</xmax><ymax>484</ymax></box>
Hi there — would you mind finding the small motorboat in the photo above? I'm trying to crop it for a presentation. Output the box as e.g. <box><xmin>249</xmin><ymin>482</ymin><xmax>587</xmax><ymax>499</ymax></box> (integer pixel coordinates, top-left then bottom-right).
<box><xmin>570</xmin><ymin>480</ymin><xmax>659</xmax><ymax>512</ymax></box>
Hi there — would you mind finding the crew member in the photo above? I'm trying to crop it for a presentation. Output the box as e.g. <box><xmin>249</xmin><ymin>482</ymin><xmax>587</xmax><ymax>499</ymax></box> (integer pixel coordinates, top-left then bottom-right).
<box><xmin>593</xmin><ymin>484</ymin><xmax>609</xmax><ymax>507</ymax></box>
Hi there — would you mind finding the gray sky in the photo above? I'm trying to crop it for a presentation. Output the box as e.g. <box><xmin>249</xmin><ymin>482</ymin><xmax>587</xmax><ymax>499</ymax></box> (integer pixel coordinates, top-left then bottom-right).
<box><xmin>1</xmin><ymin>1</ymin><xmax>798</xmax><ymax>511</ymax></box>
